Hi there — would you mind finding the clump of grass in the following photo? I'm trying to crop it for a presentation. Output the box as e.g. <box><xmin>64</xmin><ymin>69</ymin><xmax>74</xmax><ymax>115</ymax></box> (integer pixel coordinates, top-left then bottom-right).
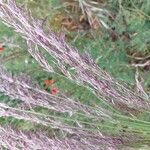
<box><xmin>0</xmin><ymin>0</ymin><xmax>150</xmax><ymax>149</ymax></box>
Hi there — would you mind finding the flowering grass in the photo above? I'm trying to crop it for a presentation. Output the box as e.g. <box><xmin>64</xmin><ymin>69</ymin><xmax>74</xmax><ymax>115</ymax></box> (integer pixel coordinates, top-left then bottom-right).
<box><xmin>0</xmin><ymin>0</ymin><xmax>150</xmax><ymax>149</ymax></box>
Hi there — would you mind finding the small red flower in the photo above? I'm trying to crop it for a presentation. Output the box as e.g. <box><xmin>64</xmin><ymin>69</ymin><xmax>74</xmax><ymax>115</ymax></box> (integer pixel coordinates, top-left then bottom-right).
<box><xmin>0</xmin><ymin>46</ymin><xmax>4</xmax><ymax>52</ymax></box>
<box><xmin>44</xmin><ymin>79</ymin><xmax>54</xmax><ymax>86</ymax></box>
<box><xmin>51</xmin><ymin>87</ymin><xmax>59</xmax><ymax>95</ymax></box>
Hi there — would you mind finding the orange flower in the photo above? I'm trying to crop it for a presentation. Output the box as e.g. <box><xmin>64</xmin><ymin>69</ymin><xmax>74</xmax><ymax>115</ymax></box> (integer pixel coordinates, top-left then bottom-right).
<box><xmin>51</xmin><ymin>87</ymin><xmax>59</xmax><ymax>95</ymax></box>
<box><xmin>44</xmin><ymin>79</ymin><xmax>54</xmax><ymax>86</ymax></box>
